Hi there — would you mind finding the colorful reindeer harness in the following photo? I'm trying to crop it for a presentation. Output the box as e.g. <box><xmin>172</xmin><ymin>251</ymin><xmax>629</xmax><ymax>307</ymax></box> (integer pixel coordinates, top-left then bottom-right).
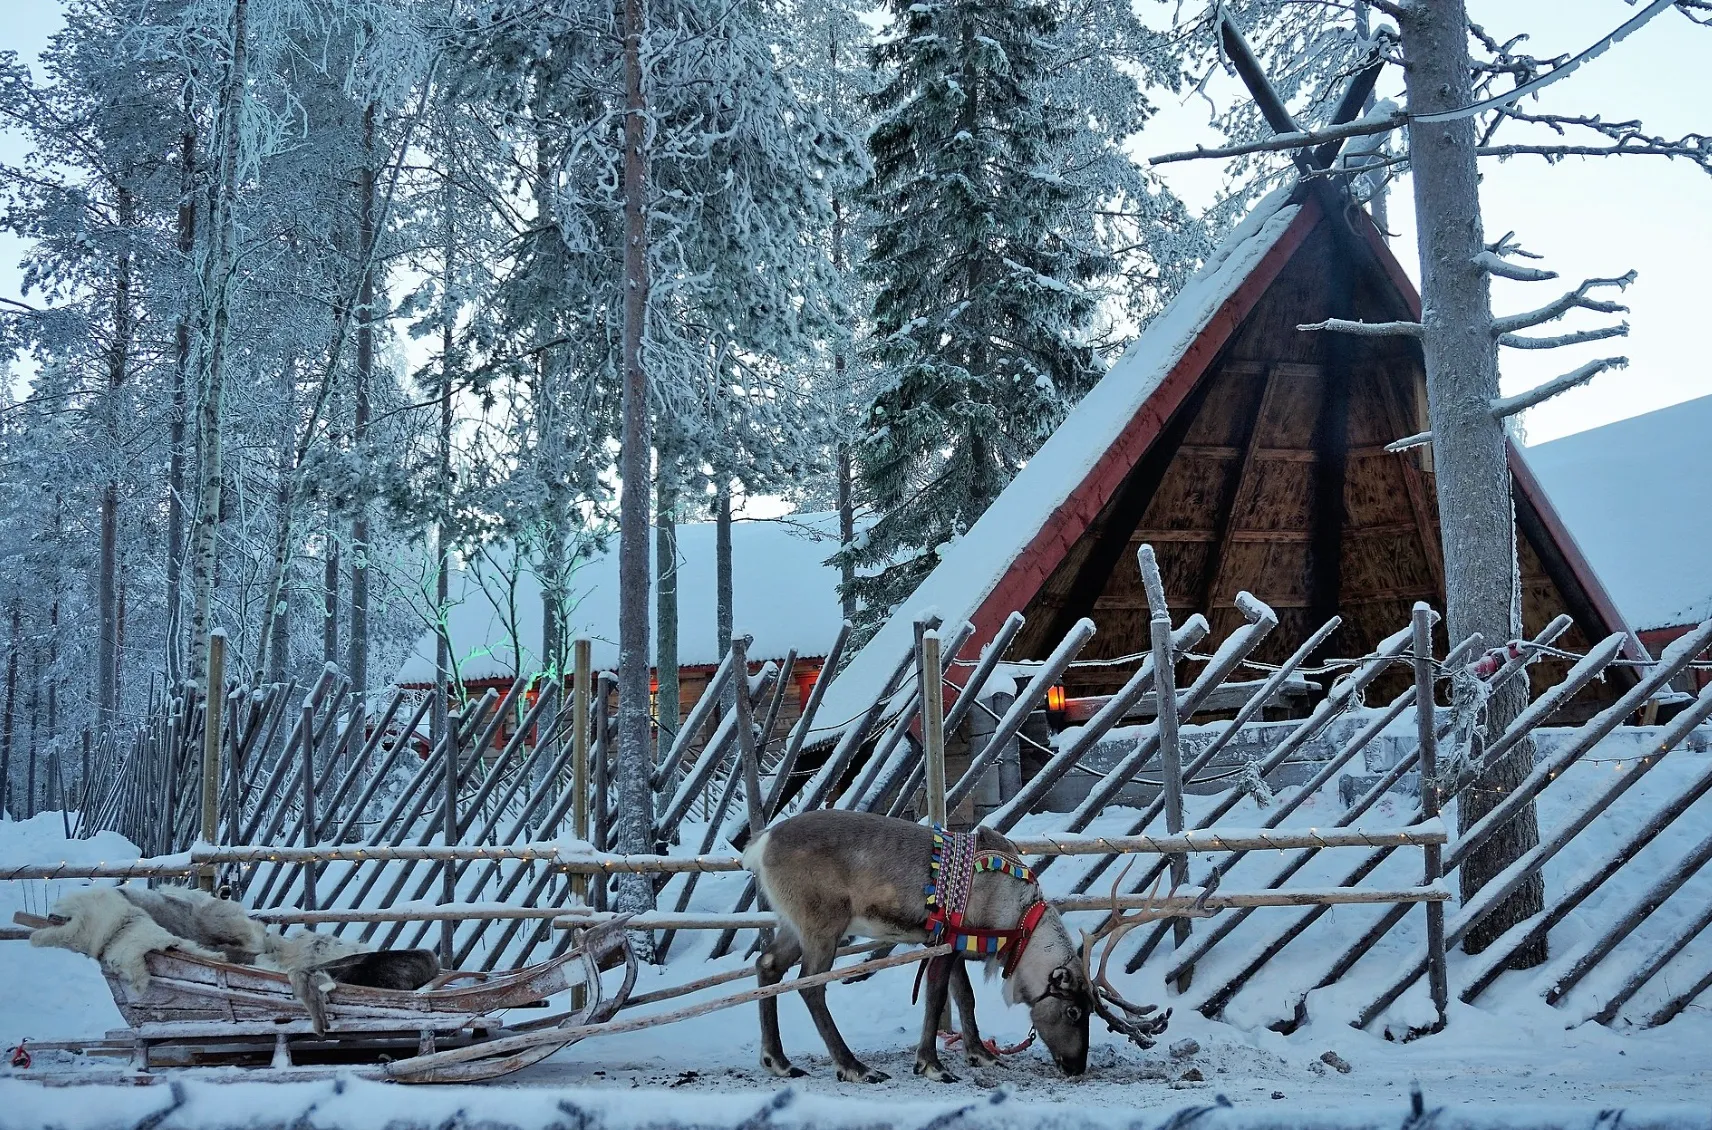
<box><xmin>915</xmin><ymin>826</ymin><xmax>1048</xmax><ymax>1000</ymax></box>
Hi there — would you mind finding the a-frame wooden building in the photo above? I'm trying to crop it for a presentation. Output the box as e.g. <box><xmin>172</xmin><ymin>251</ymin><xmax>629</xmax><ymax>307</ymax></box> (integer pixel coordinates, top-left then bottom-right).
<box><xmin>812</xmin><ymin>184</ymin><xmax>1645</xmax><ymax>739</ymax></box>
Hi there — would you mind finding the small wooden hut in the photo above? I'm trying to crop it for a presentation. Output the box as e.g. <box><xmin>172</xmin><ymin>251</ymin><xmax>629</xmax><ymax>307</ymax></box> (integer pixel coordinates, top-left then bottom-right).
<box><xmin>812</xmin><ymin>185</ymin><xmax>1646</xmax><ymax>743</ymax></box>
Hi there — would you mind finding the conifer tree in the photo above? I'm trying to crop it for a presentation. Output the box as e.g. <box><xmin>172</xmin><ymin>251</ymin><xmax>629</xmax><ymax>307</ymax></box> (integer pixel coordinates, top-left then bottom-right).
<box><xmin>847</xmin><ymin>0</ymin><xmax>1120</xmax><ymax>625</ymax></box>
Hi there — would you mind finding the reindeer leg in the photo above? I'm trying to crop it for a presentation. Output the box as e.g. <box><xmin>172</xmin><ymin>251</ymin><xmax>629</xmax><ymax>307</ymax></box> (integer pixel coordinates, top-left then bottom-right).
<box><xmin>950</xmin><ymin>960</ymin><xmax>1000</xmax><ymax>1069</ymax></box>
<box><xmin>757</xmin><ymin>929</ymin><xmax>806</xmax><ymax>1078</ymax></box>
<box><xmin>913</xmin><ymin>955</ymin><xmax>959</xmax><ymax>1083</ymax></box>
<box><xmin>799</xmin><ymin>934</ymin><xmax>889</xmax><ymax>1083</ymax></box>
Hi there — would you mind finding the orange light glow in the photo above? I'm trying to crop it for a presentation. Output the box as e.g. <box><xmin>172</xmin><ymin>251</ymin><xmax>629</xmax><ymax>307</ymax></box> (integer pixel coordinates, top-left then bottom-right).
<box><xmin>1046</xmin><ymin>685</ymin><xmax>1066</xmax><ymax>713</ymax></box>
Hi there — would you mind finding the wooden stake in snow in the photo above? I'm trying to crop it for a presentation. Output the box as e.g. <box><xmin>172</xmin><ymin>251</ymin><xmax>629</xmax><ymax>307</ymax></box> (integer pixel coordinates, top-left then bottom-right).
<box><xmin>921</xmin><ymin>631</ymin><xmax>946</xmax><ymax>827</ymax></box>
<box><xmin>198</xmin><ymin>631</ymin><xmax>226</xmax><ymax>892</ymax></box>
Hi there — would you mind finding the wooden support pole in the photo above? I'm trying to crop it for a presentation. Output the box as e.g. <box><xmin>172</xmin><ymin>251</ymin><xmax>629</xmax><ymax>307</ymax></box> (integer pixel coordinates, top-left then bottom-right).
<box><xmin>0</xmin><ymin>823</ymin><xmax>1449</xmax><ymax>882</ymax></box>
<box><xmin>572</xmin><ymin>640</ymin><xmax>592</xmax><ymax>1009</ymax></box>
<box><xmin>1140</xmin><ymin>546</ymin><xmax>1191</xmax><ymax>986</ymax></box>
<box><xmin>1415</xmin><ymin>604</ymin><xmax>1448</xmax><ymax>1031</ymax></box>
<box><xmin>297</xmin><ymin>703</ymin><xmax>317</xmax><ymax>910</ymax></box>
<box><xmin>441</xmin><ymin>708</ymin><xmax>460</xmax><ymax>965</ymax></box>
<box><xmin>573</xmin><ymin>642</ymin><xmax>591</xmax><ymax>863</ymax></box>
<box><xmin>922</xmin><ymin>631</ymin><xmax>947</xmax><ymax>827</ymax></box>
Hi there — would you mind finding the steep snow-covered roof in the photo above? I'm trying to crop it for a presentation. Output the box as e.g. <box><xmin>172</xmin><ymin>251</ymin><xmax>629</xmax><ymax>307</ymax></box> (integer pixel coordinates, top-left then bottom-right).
<box><xmin>395</xmin><ymin>512</ymin><xmax>849</xmax><ymax>684</ymax></box>
<box><xmin>1522</xmin><ymin>395</ymin><xmax>1712</xmax><ymax>631</ymax></box>
<box><xmin>805</xmin><ymin>188</ymin><xmax>1304</xmax><ymax>745</ymax></box>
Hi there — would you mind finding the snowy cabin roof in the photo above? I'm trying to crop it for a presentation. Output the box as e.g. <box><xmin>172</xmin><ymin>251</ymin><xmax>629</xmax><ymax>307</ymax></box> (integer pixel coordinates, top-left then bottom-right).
<box><xmin>1522</xmin><ymin>394</ymin><xmax>1712</xmax><ymax>631</ymax></box>
<box><xmin>806</xmin><ymin>183</ymin><xmax>1643</xmax><ymax>746</ymax></box>
<box><xmin>395</xmin><ymin>512</ymin><xmax>849</xmax><ymax>685</ymax></box>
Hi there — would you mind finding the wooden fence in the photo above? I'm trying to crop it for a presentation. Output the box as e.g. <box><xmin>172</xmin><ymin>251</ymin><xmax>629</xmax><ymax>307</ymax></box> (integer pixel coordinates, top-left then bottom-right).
<box><xmin>10</xmin><ymin>543</ymin><xmax>1712</xmax><ymax>1034</ymax></box>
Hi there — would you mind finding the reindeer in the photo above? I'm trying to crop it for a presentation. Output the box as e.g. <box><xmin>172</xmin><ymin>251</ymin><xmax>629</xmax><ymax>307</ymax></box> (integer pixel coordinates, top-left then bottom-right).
<box><xmin>742</xmin><ymin>809</ymin><xmax>1205</xmax><ymax>1083</ymax></box>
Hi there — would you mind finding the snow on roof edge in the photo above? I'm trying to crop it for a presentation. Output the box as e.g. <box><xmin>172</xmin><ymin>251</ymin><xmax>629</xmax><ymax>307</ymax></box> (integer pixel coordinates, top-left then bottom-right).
<box><xmin>806</xmin><ymin>188</ymin><xmax>1304</xmax><ymax>747</ymax></box>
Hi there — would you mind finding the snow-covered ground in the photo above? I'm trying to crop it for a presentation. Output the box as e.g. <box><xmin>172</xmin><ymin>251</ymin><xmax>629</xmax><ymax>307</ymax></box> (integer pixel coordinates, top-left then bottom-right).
<box><xmin>4</xmin><ymin>734</ymin><xmax>1712</xmax><ymax>1114</ymax></box>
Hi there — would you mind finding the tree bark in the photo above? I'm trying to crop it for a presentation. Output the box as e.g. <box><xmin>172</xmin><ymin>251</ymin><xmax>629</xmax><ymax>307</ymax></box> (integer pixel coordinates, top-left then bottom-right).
<box><xmin>1</xmin><ymin>602</ymin><xmax>18</xmax><ymax>818</ymax></box>
<box><xmin>268</xmin><ymin>359</ymin><xmax>295</xmax><ymax>684</ymax></box>
<box><xmin>187</xmin><ymin>0</ymin><xmax>248</xmax><ymax>689</ymax></box>
<box><xmin>166</xmin><ymin>119</ymin><xmax>196</xmax><ymax>688</ymax></box>
<box><xmin>433</xmin><ymin>182</ymin><xmax>457</xmax><ymax>750</ymax></box>
<box><xmin>98</xmin><ymin>185</ymin><xmax>135</xmax><ymax>725</ymax></box>
<box><xmin>349</xmin><ymin>104</ymin><xmax>376</xmax><ymax>702</ymax></box>
<box><xmin>615</xmin><ymin>0</ymin><xmax>659</xmax><ymax>941</ymax></box>
<box><xmin>715</xmin><ymin>483</ymin><xmax>734</xmax><ymax>717</ymax></box>
<box><xmin>1399</xmin><ymin>0</ymin><xmax>1545</xmax><ymax>964</ymax></box>
<box><xmin>323</xmin><ymin>507</ymin><xmax>341</xmax><ymax>669</ymax></box>
<box><xmin>655</xmin><ymin>473</ymin><xmax>679</xmax><ymax>761</ymax></box>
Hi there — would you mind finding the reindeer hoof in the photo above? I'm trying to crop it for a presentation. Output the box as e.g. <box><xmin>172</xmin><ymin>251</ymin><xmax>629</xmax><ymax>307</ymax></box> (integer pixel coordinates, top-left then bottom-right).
<box><xmin>967</xmin><ymin>1049</ymin><xmax>1002</xmax><ymax>1069</ymax></box>
<box><xmin>838</xmin><ymin>1064</ymin><xmax>889</xmax><ymax>1084</ymax></box>
<box><xmin>914</xmin><ymin>1060</ymin><xmax>960</xmax><ymax>1084</ymax></box>
<box><xmin>761</xmin><ymin>1055</ymin><xmax>806</xmax><ymax>1079</ymax></box>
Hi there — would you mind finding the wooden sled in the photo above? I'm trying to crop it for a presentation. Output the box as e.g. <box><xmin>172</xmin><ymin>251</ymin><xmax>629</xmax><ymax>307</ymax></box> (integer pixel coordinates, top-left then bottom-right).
<box><xmin>10</xmin><ymin>911</ymin><xmax>637</xmax><ymax>1083</ymax></box>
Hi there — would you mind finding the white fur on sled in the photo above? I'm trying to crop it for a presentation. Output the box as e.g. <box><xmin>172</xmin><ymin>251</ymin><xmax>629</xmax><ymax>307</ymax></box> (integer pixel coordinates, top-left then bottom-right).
<box><xmin>29</xmin><ymin>886</ymin><xmax>226</xmax><ymax>992</ymax></box>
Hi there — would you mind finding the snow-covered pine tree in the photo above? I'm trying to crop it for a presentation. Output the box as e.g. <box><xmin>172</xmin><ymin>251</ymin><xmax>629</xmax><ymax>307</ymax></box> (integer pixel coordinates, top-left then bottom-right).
<box><xmin>846</xmin><ymin>0</ymin><xmax>1124</xmax><ymax>627</ymax></box>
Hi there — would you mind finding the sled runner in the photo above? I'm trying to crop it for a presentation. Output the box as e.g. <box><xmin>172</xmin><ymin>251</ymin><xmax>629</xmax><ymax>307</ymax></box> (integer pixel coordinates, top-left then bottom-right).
<box><xmin>9</xmin><ymin>911</ymin><xmax>637</xmax><ymax>1082</ymax></box>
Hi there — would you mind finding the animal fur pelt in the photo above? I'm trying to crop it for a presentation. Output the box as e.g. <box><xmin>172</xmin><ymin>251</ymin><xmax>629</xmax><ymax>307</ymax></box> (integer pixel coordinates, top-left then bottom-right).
<box><xmin>29</xmin><ymin>886</ymin><xmax>226</xmax><ymax>992</ymax></box>
<box><xmin>117</xmin><ymin>884</ymin><xmax>270</xmax><ymax>964</ymax></box>
<box><xmin>258</xmin><ymin>928</ymin><xmax>373</xmax><ymax>1035</ymax></box>
<box><xmin>31</xmin><ymin>885</ymin><xmax>440</xmax><ymax>1035</ymax></box>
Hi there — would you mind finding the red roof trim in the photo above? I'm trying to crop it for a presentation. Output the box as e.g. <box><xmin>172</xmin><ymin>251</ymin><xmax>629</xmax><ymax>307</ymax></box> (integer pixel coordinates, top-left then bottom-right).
<box><xmin>950</xmin><ymin>193</ymin><xmax>1328</xmax><ymax>675</ymax></box>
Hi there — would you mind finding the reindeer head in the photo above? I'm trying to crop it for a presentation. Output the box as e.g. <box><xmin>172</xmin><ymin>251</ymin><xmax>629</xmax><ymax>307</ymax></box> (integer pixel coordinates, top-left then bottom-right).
<box><xmin>1029</xmin><ymin>960</ymin><xmax>1097</xmax><ymax>1075</ymax></box>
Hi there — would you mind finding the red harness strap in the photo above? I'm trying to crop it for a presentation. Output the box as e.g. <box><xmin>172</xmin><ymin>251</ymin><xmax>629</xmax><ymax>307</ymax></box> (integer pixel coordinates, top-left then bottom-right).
<box><xmin>912</xmin><ymin>899</ymin><xmax>1051</xmax><ymax>1004</ymax></box>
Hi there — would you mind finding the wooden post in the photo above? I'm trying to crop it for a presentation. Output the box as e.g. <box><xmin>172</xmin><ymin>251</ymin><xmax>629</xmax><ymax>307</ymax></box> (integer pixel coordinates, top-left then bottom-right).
<box><xmin>592</xmin><ymin>673</ymin><xmax>612</xmax><ymax>911</ymax></box>
<box><xmin>199</xmin><ymin>632</ymin><xmax>226</xmax><ymax>891</ymax></box>
<box><xmin>571</xmin><ymin>641</ymin><xmax>591</xmax><ymax>1007</ymax></box>
<box><xmin>1415</xmin><ymin>604</ymin><xmax>1448</xmax><ymax>1031</ymax></box>
<box><xmin>922</xmin><ymin>631</ymin><xmax>946</xmax><ymax>827</ymax></box>
<box><xmin>441</xmin><ymin>708</ymin><xmax>460</xmax><ymax>966</ymax></box>
<box><xmin>1140</xmin><ymin>546</ymin><xmax>1191</xmax><ymax>988</ymax></box>
<box><xmin>298</xmin><ymin>703</ymin><xmax>317</xmax><ymax>910</ymax></box>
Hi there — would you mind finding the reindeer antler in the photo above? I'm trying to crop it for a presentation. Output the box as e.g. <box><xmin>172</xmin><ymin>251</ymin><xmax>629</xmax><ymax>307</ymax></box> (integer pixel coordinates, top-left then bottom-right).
<box><xmin>1077</xmin><ymin>861</ymin><xmax>1220</xmax><ymax>1049</ymax></box>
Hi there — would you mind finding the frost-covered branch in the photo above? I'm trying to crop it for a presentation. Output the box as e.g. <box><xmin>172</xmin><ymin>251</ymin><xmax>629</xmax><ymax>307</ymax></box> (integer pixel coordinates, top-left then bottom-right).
<box><xmin>1473</xmin><ymin>250</ymin><xmax>1557</xmax><ymax>283</ymax></box>
<box><xmin>1297</xmin><ymin>317</ymin><xmax>1421</xmax><ymax>338</ymax></box>
<box><xmin>1499</xmin><ymin>324</ymin><xmax>1629</xmax><ymax>351</ymax></box>
<box><xmin>1490</xmin><ymin>357</ymin><xmax>1629</xmax><ymax>420</ymax></box>
<box><xmin>1385</xmin><ymin>431</ymin><xmax>1433</xmax><ymax>455</ymax></box>
<box><xmin>1417</xmin><ymin>0</ymin><xmax>1678</xmax><ymax>124</ymax></box>
<box><xmin>1491</xmin><ymin>272</ymin><xmax>1634</xmax><ymax>335</ymax></box>
<box><xmin>1148</xmin><ymin>109</ymin><xmax>1406</xmax><ymax>165</ymax></box>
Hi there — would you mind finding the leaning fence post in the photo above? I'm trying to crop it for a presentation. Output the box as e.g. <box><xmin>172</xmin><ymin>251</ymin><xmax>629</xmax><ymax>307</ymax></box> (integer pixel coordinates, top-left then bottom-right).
<box><xmin>1415</xmin><ymin>603</ymin><xmax>1448</xmax><ymax>1031</ymax></box>
<box><xmin>1139</xmin><ymin>546</ymin><xmax>1191</xmax><ymax>988</ymax></box>
<box><xmin>199</xmin><ymin>632</ymin><xmax>227</xmax><ymax>892</ymax></box>
<box><xmin>922</xmin><ymin>631</ymin><xmax>947</xmax><ymax>827</ymax></box>
<box><xmin>442</xmin><ymin>708</ymin><xmax>461</xmax><ymax>966</ymax></box>
<box><xmin>298</xmin><ymin>703</ymin><xmax>318</xmax><ymax>911</ymax></box>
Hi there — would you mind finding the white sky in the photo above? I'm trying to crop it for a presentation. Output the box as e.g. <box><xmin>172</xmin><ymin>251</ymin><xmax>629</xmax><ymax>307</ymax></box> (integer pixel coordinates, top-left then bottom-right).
<box><xmin>1</xmin><ymin>0</ymin><xmax>1708</xmax><ymax>444</ymax></box>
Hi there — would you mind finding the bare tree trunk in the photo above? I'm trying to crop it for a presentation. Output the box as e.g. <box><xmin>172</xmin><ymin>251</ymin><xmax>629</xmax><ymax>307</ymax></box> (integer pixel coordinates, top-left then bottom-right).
<box><xmin>98</xmin><ymin>184</ymin><xmax>135</xmax><ymax>726</ymax></box>
<box><xmin>1399</xmin><ymin>0</ymin><xmax>1544</xmax><ymax>964</ymax></box>
<box><xmin>166</xmin><ymin>120</ymin><xmax>196</xmax><ymax>688</ymax></box>
<box><xmin>715</xmin><ymin>484</ymin><xmax>733</xmax><ymax>662</ymax></box>
<box><xmin>26</xmin><ymin>643</ymin><xmax>39</xmax><ymax>820</ymax></box>
<box><xmin>187</xmin><ymin>0</ymin><xmax>248</xmax><ymax>688</ymax></box>
<box><xmin>323</xmin><ymin>507</ymin><xmax>341</xmax><ymax>669</ymax></box>
<box><xmin>1</xmin><ymin>603</ymin><xmax>17</xmax><ymax>818</ymax></box>
<box><xmin>655</xmin><ymin>472</ymin><xmax>678</xmax><ymax>761</ymax></box>
<box><xmin>349</xmin><ymin>105</ymin><xmax>376</xmax><ymax>703</ymax></box>
<box><xmin>614</xmin><ymin>0</ymin><xmax>659</xmax><ymax>941</ymax></box>
<box><xmin>828</xmin><ymin>41</ymin><xmax>857</xmax><ymax>621</ymax></box>
<box><xmin>432</xmin><ymin>186</ymin><xmax>458</xmax><ymax>749</ymax></box>
<box><xmin>268</xmin><ymin>360</ymin><xmax>295</xmax><ymax>684</ymax></box>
